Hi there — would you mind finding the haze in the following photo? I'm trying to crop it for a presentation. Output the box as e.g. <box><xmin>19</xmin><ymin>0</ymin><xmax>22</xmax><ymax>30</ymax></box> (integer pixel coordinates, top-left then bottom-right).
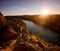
<box><xmin>0</xmin><ymin>0</ymin><xmax>60</xmax><ymax>15</ymax></box>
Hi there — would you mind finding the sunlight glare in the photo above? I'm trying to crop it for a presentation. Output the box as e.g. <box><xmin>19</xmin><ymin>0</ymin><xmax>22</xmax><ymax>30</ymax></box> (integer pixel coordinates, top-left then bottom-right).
<box><xmin>41</xmin><ymin>9</ymin><xmax>49</xmax><ymax>15</ymax></box>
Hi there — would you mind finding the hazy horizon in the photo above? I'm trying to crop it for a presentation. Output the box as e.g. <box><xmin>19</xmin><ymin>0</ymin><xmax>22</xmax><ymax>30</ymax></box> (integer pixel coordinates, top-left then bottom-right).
<box><xmin>0</xmin><ymin>0</ymin><xmax>60</xmax><ymax>16</ymax></box>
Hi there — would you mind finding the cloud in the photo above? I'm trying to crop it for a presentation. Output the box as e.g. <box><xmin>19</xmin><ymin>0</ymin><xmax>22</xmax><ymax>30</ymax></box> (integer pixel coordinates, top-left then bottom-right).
<box><xmin>13</xmin><ymin>7</ymin><xmax>28</xmax><ymax>11</ymax></box>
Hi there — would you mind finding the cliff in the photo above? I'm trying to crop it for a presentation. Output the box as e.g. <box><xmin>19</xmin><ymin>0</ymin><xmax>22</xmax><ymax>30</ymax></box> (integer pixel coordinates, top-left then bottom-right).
<box><xmin>0</xmin><ymin>13</ymin><xmax>60</xmax><ymax>51</ymax></box>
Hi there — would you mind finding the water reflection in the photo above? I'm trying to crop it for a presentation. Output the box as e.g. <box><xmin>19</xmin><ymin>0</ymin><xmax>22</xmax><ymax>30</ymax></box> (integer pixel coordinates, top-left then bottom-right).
<box><xmin>23</xmin><ymin>20</ymin><xmax>60</xmax><ymax>46</ymax></box>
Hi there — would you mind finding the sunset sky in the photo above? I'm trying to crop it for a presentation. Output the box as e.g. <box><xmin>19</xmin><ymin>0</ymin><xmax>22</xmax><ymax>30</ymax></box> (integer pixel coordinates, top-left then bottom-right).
<box><xmin>0</xmin><ymin>0</ymin><xmax>60</xmax><ymax>15</ymax></box>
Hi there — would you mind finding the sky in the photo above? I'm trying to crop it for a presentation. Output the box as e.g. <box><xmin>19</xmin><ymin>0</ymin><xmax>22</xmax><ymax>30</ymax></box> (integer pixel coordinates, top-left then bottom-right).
<box><xmin>0</xmin><ymin>0</ymin><xmax>60</xmax><ymax>15</ymax></box>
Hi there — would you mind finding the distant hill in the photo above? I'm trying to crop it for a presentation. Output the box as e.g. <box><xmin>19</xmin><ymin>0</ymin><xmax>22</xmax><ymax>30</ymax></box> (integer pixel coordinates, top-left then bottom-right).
<box><xmin>5</xmin><ymin>15</ymin><xmax>60</xmax><ymax>35</ymax></box>
<box><xmin>0</xmin><ymin>12</ymin><xmax>60</xmax><ymax>51</ymax></box>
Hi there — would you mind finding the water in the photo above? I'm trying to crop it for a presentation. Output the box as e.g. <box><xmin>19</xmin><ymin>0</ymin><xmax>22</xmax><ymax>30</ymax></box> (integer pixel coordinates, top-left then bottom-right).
<box><xmin>23</xmin><ymin>20</ymin><xmax>60</xmax><ymax>46</ymax></box>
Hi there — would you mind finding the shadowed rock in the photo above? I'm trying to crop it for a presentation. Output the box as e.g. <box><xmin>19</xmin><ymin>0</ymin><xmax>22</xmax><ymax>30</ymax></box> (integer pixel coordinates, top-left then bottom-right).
<box><xmin>0</xmin><ymin>13</ymin><xmax>60</xmax><ymax>51</ymax></box>
<box><xmin>0</xmin><ymin>12</ymin><xmax>17</xmax><ymax>47</ymax></box>
<box><xmin>13</xmin><ymin>44</ymin><xmax>36</xmax><ymax>51</ymax></box>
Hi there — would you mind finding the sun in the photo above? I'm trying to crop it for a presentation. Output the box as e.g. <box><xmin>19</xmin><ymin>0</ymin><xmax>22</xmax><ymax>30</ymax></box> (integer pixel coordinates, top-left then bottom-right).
<box><xmin>41</xmin><ymin>9</ymin><xmax>49</xmax><ymax>15</ymax></box>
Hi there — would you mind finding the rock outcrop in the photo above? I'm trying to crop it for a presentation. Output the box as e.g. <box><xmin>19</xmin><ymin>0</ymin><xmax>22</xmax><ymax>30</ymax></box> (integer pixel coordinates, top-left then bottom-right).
<box><xmin>0</xmin><ymin>13</ymin><xmax>60</xmax><ymax>51</ymax></box>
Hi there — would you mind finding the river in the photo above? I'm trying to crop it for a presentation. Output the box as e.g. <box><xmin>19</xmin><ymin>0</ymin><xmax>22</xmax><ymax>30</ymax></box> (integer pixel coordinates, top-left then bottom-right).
<box><xmin>23</xmin><ymin>20</ymin><xmax>60</xmax><ymax>46</ymax></box>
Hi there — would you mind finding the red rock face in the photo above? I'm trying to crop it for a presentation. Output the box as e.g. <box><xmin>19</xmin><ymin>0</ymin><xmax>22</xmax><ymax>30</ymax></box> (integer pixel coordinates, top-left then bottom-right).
<box><xmin>0</xmin><ymin>13</ymin><xmax>60</xmax><ymax>51</ymax></box>
<box><xmin>0</xmin><ymin>12</ymin><xmax>17</xmax><ymax>44</ymax></box>
<box><xmin>0</xmin><ymin>12</ymin><xmax>6</xmax><ymax>26</ymax></box>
